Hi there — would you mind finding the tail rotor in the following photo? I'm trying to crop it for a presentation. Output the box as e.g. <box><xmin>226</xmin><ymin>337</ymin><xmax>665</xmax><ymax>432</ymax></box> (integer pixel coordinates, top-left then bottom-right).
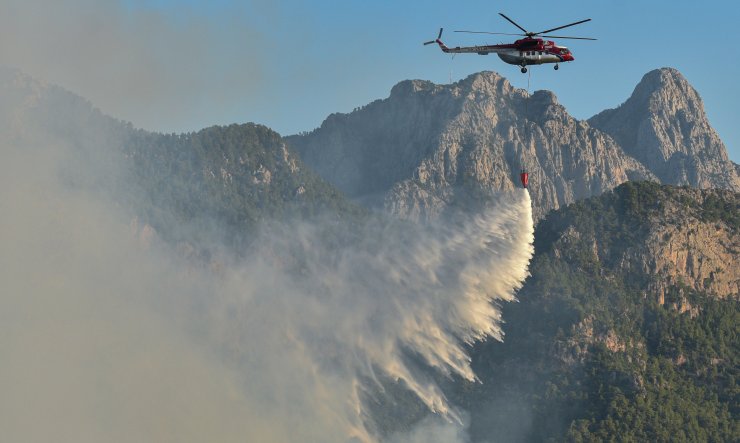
<box><xmin>423</xmin><ymin>28</ymin><xmax>444</xmax><ymax>45</ymax></box>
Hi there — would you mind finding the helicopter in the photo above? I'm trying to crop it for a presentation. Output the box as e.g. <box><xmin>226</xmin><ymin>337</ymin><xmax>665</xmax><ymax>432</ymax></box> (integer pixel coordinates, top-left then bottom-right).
<box><xmin>424</xmin><ymin>13</ymin><xmax>595</xmax><ymax>73</ymax></box>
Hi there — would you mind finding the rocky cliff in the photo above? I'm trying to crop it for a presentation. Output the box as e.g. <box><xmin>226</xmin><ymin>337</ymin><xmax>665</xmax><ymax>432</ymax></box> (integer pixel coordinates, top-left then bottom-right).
<box><xmin>542</xmin><ymin>182</ymin><xmax>739</xmax><ymax>301</ymax></box>
<box><xmin>626</xmin><ymin>189</ymin><xmax>738</xmax><ymax>301</ymax></box>
<box><xmin>372</xmin><ymin>182</ymin><xmax>739</xmax><ymax>441</ymax></box>
<box><xmin>589</xmin><ymin>68</ymin><xmax>740</xmax><ymax>191</ymax></box>
<box><xmin>441</xmin><ymin>182</ymin><xmax>738</xmax><ymax>442</ymax></box>
<box><xmin>288</xmin><ymin>68</ymin><xmax>738</xmax><ymax>221</ymax></box>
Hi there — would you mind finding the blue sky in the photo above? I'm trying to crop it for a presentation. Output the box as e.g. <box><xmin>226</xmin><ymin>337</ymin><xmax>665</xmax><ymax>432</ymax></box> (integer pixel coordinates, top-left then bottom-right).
<box><xmin>9</xmin><ymin>1</ymin><xmax>738</xmax><ymax>161</ymax></box>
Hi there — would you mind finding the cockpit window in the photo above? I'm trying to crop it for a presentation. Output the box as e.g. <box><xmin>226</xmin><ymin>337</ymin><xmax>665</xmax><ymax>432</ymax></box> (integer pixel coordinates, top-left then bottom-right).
<box><xmin>560</xmin><ymin>48</ymin><xmax>570</xmax><ymax>54</ymax></box>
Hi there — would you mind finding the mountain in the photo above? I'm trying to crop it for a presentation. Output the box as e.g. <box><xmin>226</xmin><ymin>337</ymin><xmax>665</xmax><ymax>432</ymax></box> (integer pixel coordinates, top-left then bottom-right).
<box><xmin>122</xmin><ymin>124</ymin><xmax>362</xmax><ymax>251</ymax></box>
<box><xmin>4</xmin><ymin>65</ymin><xmax>738</xmax><ymax>441</ymax></box>
<box><xmin>376</xmin><ymin>182</ymin><xmax>738</xmax><ymax>441</ymax></box>
<box><xmin>589</xmin><ymin>68</ymin><xmax>740</xmax><ymax>191</ymax></box>
<box><xmin>287</xmin><ymin>68</ymin><xmax>739</xmax><ymax>221</ymax></box>
<box><xmin>6</xmin><ymin>65</ymin><xmax>735</xmax><ymax>236</ymax></box>
<box><xmin>0</xmin><ymin>66</ymin><xmax>361</xmax><ymax>253</ymax></box>
<box><xmin>466</xmin><ymin>182</ymin><xmax>738</xmax><ymax>442</ymax></box>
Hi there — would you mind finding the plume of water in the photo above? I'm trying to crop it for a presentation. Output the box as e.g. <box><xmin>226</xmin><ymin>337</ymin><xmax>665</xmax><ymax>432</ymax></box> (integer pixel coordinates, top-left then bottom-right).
<box><xmin>206</xmin><ymin>190</ymin><xmax>535</xmax><ymax>441</ymax></box>
<box><xmin>0</xmin><ymin>128</ymin><xmax>534</xmax><ymax>442</ymax></box>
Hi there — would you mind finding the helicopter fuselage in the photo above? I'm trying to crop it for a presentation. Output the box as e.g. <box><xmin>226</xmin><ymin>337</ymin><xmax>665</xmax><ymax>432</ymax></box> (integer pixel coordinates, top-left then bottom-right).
<box><xmin>435</xmin><ymin>37</ymin><xmax>574</xmax><ymax>66</ymax></box>
<box><xmin>496</xmin><ymin>47</ymin><xmax>573</xmax><ymax>66</ymax></box>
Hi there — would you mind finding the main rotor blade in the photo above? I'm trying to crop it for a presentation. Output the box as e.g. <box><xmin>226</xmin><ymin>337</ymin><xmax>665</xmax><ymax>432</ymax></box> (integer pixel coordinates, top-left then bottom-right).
<box><xmin>423</xmin><ymin>41</ymin><xmax>437</xmax><ymax>45</ymax></box>
<box><xmin>540</xmin><ymin>35</ymin><xmax>597</xmax><ymax>40</ymax></box>
<box><xmin>537</xmin><ymin>18</ymin><xmax>591</xmax><ymax>35</ymax></box>
<box><xmin>498</xmin><ymin>13</ymin><xmax>528</xmax><ymax>34</ymax></box>
<box><xmin>454</xmin><ymin>30</ymin><xmax>525</xmax><ymax>36</ymax></box>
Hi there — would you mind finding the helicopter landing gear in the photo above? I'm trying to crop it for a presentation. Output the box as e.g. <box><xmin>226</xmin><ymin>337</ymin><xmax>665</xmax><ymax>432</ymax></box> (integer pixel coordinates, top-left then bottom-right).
<box><xmin>554</xmin><ymin>64</ymin><xmax>559</xmax><ymax>70</ymax></box>
<box><xmin>520</xmin><ymin>66</ymin><xmax>527</xmax><ymax>74</ymax></box>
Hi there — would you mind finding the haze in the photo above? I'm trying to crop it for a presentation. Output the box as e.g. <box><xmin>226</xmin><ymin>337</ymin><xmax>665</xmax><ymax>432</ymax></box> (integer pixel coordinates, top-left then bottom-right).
<box><xmin>0</xmin><ymin>0</ymin><xmax>737</xmax><ymax>161</ymax></box>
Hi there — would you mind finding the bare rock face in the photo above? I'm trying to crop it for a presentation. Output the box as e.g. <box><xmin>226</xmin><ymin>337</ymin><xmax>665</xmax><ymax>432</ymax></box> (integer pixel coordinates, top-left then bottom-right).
<box><xmin>624</xmin><ymin>187</ymin><xmax>739</xmax><ymax>300</ymax></box>
<box><xmin>289</xmin><ymin>68</ymin><xmax>738</xmax><ymax>222</ymax></box>
<box><xmin>589</xmin><ymin>68</ymin><xmax>740</xmax><ymax>191</ymax></box>
<box><xmin>546</xmin><ymin>183</ymin><xmax>739</xmax><ymax>300</ymax></box>
<box><xmin>647</xmin><ymin>217</ymin><xmax>738</xmax><ymax>301</ymax></box>
<box><xmin>289</xmin><ymin>72</ymin><xmax>655</xmax><ymax>221</ymax></box>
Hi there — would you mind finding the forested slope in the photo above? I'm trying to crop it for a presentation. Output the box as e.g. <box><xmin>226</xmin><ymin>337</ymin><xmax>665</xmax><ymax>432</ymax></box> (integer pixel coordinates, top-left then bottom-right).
<box><xmin>455</xmin><ymin>182</ymin><xmax>738</xmax><ymax>442</ymax></box>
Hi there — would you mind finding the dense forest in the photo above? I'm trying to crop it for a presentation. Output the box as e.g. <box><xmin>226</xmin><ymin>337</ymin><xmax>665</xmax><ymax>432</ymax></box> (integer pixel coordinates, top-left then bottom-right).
<box><xmin>120</xmin><ymin>123</ymin><xmax>363</xmax><ymax>252</ymax></box>
<box><xmin>450</xmin><ymin>182</ymin><xmax>739</xmax><ymax>442</ymax></box>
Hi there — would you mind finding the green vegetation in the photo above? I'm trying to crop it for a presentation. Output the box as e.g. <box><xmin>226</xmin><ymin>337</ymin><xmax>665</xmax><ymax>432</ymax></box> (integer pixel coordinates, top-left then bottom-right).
<box><xmin>701</xmin><ymin>192</ymin><xmax>740</xmax><ymax>230</ymax></box>
<box><xmin>446</xmin><ymin>182</ymin><xmax>739</xmax><ymax>442</ymax></box>
<box><xmin>122</xmin><ymin>123</ymin><xmax>364</xmax><ymax>252</ymax></box>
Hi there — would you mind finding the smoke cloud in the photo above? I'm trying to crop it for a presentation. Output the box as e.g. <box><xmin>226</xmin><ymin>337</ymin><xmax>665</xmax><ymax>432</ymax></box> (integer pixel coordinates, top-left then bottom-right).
<box><xmin>0</xmin><ymin>95</ymin><xmax>534</xmax><ymax>442</ymax></box>
<box><xmin>204</xmin><ymin>188</ymin><xmax>534</xmax><ymax>441</ymax></box>
<box><xmin>387</xmin><ymin>416</ymin><xmax>471</xmax><ymax>443</ymax></box>
<box><xmin>0</xmin><ymin>135</ymin><xmax>271</xmax><ymax>442</ymax></box>
<box><xmin>0</xmin><ymin>0</ymin><xmax>265</xmax><ymax>132</ymax></box>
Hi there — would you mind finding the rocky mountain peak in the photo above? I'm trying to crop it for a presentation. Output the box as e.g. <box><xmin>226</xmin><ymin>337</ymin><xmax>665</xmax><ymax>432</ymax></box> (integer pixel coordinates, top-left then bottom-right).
<box><xmin>291</xmin><ymin>67</ymin><xmax>736</xmax><ymax>222</ymax></box>
<box><xmin>289</xmin><ymin>70</ymin><xmax>657</xmax><ymax>221</ymax></box>
<box><xmin>389</xmin><ymin>79</ymin><xmax>435</xmax><ymax>97</ymax></box>
<box><xmin>466</xmin><ymin>70</ymin><xmax>511</xmax><ymax>92</ymax></box>
<box><xmin>589</xmin><ymin>67</ymin><xmax>739</xmax><ymax>191</ymax></box>
<box><xmin>530</xmin><ymin>89</ymin><xmax>558</xmax><ymax>104</ymax></box>
<box><xmin>389</xmin><ymin>71</ymin><xmax>515</xmax><ymax>101</ymax></box>
<box><xmin>524</xmin><ymin>89</ymin><xmax>565</xmax><ymax>123</ymax></box>
<box><xmin>631</xmin><ymin>67</ymin><xmax>695</xmax><ymax>107</ymax></box>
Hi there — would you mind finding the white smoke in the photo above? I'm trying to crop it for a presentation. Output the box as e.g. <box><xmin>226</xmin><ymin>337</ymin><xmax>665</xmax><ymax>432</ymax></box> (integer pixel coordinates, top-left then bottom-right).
<box><xmin>387</xmin><ymin>415</ymin><xmax>471</xmax><ymax>443</ymax></box>
<box><xmin>204</xmin><ymin>188</ymin><xmax>534</xmax><ymax>441</ymax></box>
<box><xmin>0</xmin><ymin>142</ymin><xmax>262</xmax><ymax>442</ymax></box>
<box><xmin>0</xmin><ymin>127</ymin><xmax>534</xmax><ymax>442</ymax></box>
<box><xmin>0</xmin><ymin>0</ymin><xmax>265</xmax><ymax>133</ymax></box>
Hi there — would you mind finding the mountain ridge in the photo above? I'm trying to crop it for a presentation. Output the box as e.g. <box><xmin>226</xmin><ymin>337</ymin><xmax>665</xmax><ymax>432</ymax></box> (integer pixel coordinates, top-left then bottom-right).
<box><xmin>288</xmin><ymin>68</ymin><xmax>739</xmax><ymax>221</ymax></box>
<box><xmin>0</xmin><ymin>66</ymin><xmax>361</xmax><ymax>254</ymax></box>
<box><xmin>589</xmin><ymin>68</ymin><xmax>738</xmax><ymax>190</ymax></box>
<box><xmin>4</xmin><ymin>64</ymin><xmax>736</xmax><ymax>226</ymax></box>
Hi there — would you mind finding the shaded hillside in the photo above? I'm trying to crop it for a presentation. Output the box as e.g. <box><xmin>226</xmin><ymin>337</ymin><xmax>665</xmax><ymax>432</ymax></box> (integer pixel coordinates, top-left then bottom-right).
<box><xmin>449</xmin><ymin>182</ymin><xmax>739</xmax><ymax>442</ymax></box>
<box><xmin>0</xmin><ymin>67</ymin><xmax>361</xmax><ymax>253</ymax></box>
<box><xmin>122</xmin><ymin>123</ymin><xmax>362</xmax><ymax>251</ymax></box>
<box><xmin>288</xmin><ymin>68</ymin><xmax>739</xmax><ymax>222</ymax></box>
